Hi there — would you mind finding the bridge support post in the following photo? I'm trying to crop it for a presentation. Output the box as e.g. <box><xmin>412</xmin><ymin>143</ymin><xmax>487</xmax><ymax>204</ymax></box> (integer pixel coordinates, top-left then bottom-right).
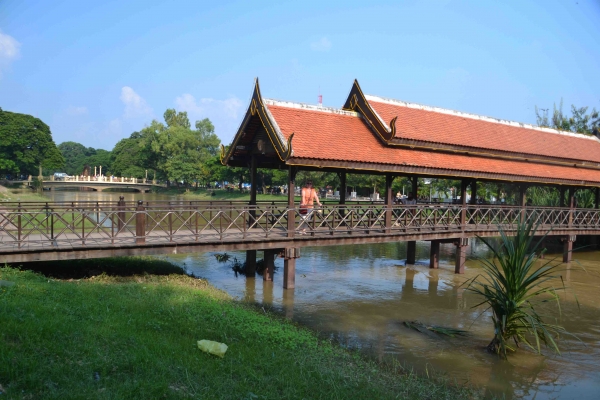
<box><xmin>287</xmin><ymin>167</ymin><xmax>298</xmax><ymax>238</ymax></box>
<box><xmin>117</xmin><ymin>196</ymin><xmax>125</xmax><ymax>231</ymax></box>
<box><xmin>245</xmin><ymin>250</ymin><xmax>257</xmax><ymax>277</ymax></box>
<box><xmin>406</xmin><ymin>241</ymin><xmax>416</xmax><ymax>264</ymax></box>
<box><xmin>249</xmin><ymin>154</ymin><xmax>257</xmax><ymax>227</ymax></box>
<box><xmin>263</xmin><ymin>249</ymin><xmax>275</xmax><ymax>281</ymax></box>
<box><xmin>429</xmin><ymin>240</ymin><xmax>440</xmax><ymax>269</ymax></box>
<box><xmin>385</xmin><ymin>174</ymin><xmax>394</xmax><ymax>233</ymax></box>
<box><xmin>469</xmin><ymin>180</ymin><xmax>477</xmax><ymax>205</ymax></box>
<box><xmin>135</xmin><ymin>200</ymin><xmax>145</xmax><ymax>244</ymax></box>
<box><xmin>283</xmin><ymin>247</ymin><xmax>300</xmax><ymax>289</ymax></box>
<box><xmin>454</xmin><ymin>238</ymin><xmax>468</xmax><ymax>274</ymax></box>
<box><xmin>562</xmin><ymin>235</ymin><xmax>576</xmax><ymax>263</ymax></box>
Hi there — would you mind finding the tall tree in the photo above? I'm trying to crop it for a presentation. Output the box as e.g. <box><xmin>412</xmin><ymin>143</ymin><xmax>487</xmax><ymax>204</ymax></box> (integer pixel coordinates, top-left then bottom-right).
<box><xmin>0</xmin><ymin>108</ymin><xmax>64</xmax><ymax>176</ymax></box>
<box><xmin>536</xmin><ymin>100</ymin><xmax>600</xmax><ymax>135</ymax></box>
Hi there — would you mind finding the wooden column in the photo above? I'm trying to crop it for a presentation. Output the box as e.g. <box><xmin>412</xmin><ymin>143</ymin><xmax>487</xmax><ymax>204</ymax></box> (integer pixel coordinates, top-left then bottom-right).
<box><xmin>406</xmin><ymin>241</ymin><xmax>416</xmax><ymax>264</ymax></box>
<box><xmin>283</xmin><ymin>247</ymin><xmax>300</xmax><ymax>289</ymax></box>
<box><xmin>518</xmin><ymin>185</ymin><xmax>527</xmax><ymax>224</ymax></box>
<box><xmin>245</xmin><ymin>250</ymin><xmax>256</xmax><ymax>277</ymax></box>
<box><xmin>411</xmin><ymin>176</ymin><xmax>418</xmax><ymax>200</ymax></box>
<box><xmin>117</xmin><ymin>196</ymin><xmax>125</xmax><ymax>231</ymax></box>
<box><xmin>339</xmin><ymin>172</ymin><xmax>347</xmax><ymax>204</ymax></box>
<box><xmin>263</xmin><ymin>249</ymin><xmax>275</xmax><ymax>281</ymax></box>
<box><xmin>287</xmin><ymin>167</ymin><xmax>297</xmax><ymax>238</ymax></box>
<box><xmin>429</xmin><ymin>240</ymin><xmax>440</xmax><ymax>269</ymax></box>
<box><xmin>135</xmin><ymin>200</ymin><xmax>145</xmax><ymax>245</ymax></box>
<box><xmin>249</xmin><ymin>154</ymin><xmax>257</xmax><ymax>226</ymax></box>
<box><xmin>385</xmin><ymin>174</ymin><xmax>394</xmax><ymax>233</ymax></box>
<box><xmin>568</xmin><ymin>187</ymin><xmax>575</xmax><ymax>228</ymax></box>
<box><xmin>469</xmin><ymin>180</ymin><xmax>478</xmax><ymax>205</ymax></box>
<box><xmin>454</xmin><ymin>237</ymin><xmax>468</xmax><ymax>274</ymax></box>
<box><xmin>563</xmin><ymin>235</ymin><xmax>576</xmax><ymax>263</ymax></box>
<box><xmin>460</xmin><ymin>179</ymin><xmax>468</xmax><ymax>228</ymax></box>
<box><xmin>559</xmin><ymin>187</ymin><xmax>566</xmax><ymax>208</ymax></box>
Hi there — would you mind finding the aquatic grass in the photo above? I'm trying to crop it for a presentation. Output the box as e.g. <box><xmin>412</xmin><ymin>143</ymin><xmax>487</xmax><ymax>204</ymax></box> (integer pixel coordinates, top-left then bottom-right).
<box><xmin>403</xmin><ymin>321</ymin><xmax>468</xmax><ymax>338</ymax></box>
<box><xmin>465</xmin><ymin>220</ymin><xmax>569</xmax><ymax>358</ymax></box>
<box><xmin>0</xmin><ymin>264</ymin><xmax>473</xmax><ymax>399</ymax></box>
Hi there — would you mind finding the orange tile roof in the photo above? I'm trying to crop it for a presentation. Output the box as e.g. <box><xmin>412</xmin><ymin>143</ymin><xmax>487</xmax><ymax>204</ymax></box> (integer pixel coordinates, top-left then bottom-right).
<box><xmin>366</xmin><ymin>96</ymin><xmax>600</xmax><ymax>164</ymax></box>
<box><xmin>265</xmin><ymin>102</ymin><xmax>600</xmax><ymax>185</ymax></box>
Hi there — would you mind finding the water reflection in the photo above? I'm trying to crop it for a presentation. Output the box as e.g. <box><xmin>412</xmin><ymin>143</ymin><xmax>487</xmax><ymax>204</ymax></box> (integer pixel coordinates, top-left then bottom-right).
<box><xmin>168</xmin><ymin>242</ymin><xmax>600</xmax><ymax>399</ymax></box>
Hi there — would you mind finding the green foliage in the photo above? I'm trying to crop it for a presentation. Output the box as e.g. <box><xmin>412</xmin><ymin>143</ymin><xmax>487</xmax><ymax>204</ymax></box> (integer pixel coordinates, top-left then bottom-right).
<box><xmin>466</xmin><ymin>221</ymin><xmax>568</xmax><ymax>358</ymax></box>
<box><xmin>0</xmin><ymin>109</ymin><xmax>64</xmax><ymax>176</ymax></box>
<box><xmin>536</xmin><ymin>99</ymin><xmax>600</xmax><ymax>135</ymax></box>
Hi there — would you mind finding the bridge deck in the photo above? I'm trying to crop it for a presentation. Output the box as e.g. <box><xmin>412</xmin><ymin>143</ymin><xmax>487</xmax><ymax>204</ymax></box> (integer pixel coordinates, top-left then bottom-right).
<box><xmin>1</xmin><ymin>201</ymin><xmax>597</xmax><ymax>263</ymax></box>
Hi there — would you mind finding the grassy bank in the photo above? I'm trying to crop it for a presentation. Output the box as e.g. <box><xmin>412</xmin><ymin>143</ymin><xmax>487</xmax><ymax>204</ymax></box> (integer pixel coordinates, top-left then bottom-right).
<box><xmin>0</xmin><ymin>259</ymin><xmax>473</xmax><ymax>399</ymax></box>
<box><xmin>0</xmin><ymin>185</ymin><xmax>48</xmax><ymax>202</ymax></box>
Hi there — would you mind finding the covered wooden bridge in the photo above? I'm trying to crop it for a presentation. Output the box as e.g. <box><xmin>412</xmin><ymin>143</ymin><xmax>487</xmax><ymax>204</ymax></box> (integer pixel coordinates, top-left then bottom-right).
<box><xmin>220</xmin><ymin>78</ymin><xmax>600</xmax><ymax>287</ymax></box>
<box><xmin>3</xmin><ymin>79</ymin><xmax>600</xmax><ymax>290</ymax></box>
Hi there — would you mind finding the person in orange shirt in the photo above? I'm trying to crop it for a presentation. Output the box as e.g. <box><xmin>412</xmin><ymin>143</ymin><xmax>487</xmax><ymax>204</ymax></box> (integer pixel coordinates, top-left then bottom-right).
<box><xmin>298</xmin><ymin>180</ymin><xmax>321</xmax><ymax>234</ymax></box>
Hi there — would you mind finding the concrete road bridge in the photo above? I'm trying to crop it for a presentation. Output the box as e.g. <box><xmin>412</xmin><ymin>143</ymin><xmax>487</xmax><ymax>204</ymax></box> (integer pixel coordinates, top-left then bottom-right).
<box><xmin>5</xmin><ymin>177</ymin><xmax>165</xmax><ymax>192</ymax></box>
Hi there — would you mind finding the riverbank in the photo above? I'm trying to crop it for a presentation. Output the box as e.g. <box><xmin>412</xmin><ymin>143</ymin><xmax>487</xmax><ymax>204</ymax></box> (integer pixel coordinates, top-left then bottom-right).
<box><xmin>0</xmin><ymin>259</ymin><xmax>473</xmax><ymax>399</ymax></box>
<box><xmin>0</xmin><ymin>185</ymin><xmax>48</xmax><ymax>202</ymax></box>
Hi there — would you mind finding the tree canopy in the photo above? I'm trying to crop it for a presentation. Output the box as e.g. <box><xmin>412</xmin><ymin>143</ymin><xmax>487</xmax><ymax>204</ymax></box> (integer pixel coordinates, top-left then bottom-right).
<box><xmin>535</xmin><ymin>100</ymin><xmax>600</xmax><ymax>135</ymax></box>
<box><xmin>0</xmin><ymin>108</ymin><xmax>64</xmax><ymax>177</ymax></box>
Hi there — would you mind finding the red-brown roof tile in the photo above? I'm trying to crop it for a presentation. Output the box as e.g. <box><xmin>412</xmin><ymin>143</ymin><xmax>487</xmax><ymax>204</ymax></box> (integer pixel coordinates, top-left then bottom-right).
<box><xmin>266</xmin><ymin>103</ymin><xmax>600</xmax><ymax>185</ymax></box>
<box><xmin>367</xmin><ymin>98</ymin><xmax>600</xmax><ymax>163</ymax></box>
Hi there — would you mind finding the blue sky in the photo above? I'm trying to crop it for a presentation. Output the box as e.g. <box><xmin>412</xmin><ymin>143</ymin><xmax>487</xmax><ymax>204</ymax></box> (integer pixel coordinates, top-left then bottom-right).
<box><xmin>1</xmin><ymin>0</ymin><xmax>599</xmax><ymax>150</ymax></box>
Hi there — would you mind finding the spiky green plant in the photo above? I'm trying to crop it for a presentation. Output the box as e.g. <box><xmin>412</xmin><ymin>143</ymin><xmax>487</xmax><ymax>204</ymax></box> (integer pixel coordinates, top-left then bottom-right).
<box><xmin>467</xmin><ymin>220</ymin><xmax>568</xmax><ymax>358</ymax></box>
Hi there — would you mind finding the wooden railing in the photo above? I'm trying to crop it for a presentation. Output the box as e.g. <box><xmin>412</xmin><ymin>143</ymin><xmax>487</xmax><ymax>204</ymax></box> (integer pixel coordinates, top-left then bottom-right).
<box><xmin>0</xmin><ymin>201</ymin><xmax>597</xmax><ymax>252</ymax></box>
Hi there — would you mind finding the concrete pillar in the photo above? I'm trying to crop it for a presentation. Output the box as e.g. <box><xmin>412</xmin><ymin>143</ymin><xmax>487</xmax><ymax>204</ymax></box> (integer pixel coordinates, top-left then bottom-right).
<box><xmin>283</xmin><ymin>247</ymin><xmax>300</xmax><ymax>289</ymax></box>
<box><xmin>245</xmin><ymin>250</ymin><xmax>257</xmax><ymax>277</ymax></box>
<box><xmin>263</xmin><ymin>249</ymin><xmax>275</xmax><ymax>281</ymax></box>
<box><xmin>454</xmin><ymin>238</ymin><xmax>468</xmax><ymax>274</ymax></box>
<box><xmin>563</xmin><ymin>235</ymin><xmax>576</xmax><ymax>263</ymax></box>
<box><xmin>429</xmin><ymin>240</ymin><xmax>440</xmax><ymax>269</ymax></box>
<box><xmin>406</xmin><ymin>241</ymin><xmax>416</xmax><ymax>264</ymax></box>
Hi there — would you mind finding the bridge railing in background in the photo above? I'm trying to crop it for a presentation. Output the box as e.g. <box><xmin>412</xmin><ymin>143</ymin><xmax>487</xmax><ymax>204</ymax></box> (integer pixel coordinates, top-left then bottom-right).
<box><xmin>1</xmin><ymin>202</ymin><xmax>599</xmax><ymax>251</ymax></box>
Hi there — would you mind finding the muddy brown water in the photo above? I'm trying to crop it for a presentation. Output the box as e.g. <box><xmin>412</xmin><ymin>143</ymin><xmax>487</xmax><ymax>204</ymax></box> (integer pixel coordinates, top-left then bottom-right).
<box><xmin>31</xmin><ymin>190</ymin><xmax>600</xmax><ymax>398</ymax></box>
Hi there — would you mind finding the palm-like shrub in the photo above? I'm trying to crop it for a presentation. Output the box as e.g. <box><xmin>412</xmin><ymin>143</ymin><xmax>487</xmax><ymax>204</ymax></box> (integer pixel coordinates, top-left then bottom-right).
<box><xmin>467</xmin><ymin>221</ymin><xmax>567</xmax><ymax>358</ymax></box>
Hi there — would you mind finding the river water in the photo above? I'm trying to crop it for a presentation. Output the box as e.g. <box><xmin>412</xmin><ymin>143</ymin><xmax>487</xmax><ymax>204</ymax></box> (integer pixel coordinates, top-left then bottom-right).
<box><xmin>39</xmin><ymin>190</ymin><xmax>600</xmax><ymax>399</ymax></box>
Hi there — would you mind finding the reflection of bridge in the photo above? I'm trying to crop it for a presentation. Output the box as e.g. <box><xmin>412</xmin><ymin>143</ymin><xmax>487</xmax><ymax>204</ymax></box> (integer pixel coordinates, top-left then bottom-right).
<box><xmin>6</xmin><ymin>177</ymin><xmax>165</xmax><ymax>192</ymax></box>
<box><xmin>0</xmin><ymin>200</ymin><xmax>594</xmax><ymax>288</ymax></box>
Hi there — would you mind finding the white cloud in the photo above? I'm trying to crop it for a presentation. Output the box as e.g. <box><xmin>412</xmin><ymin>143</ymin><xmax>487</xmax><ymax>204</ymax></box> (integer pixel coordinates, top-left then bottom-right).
<box><xmin>175</xmin><ymin>94</ymin><xmax>243</xmax><ymax>142</ymax></box>
<box><xmin>66</xmin><ymin>106</ymin><xmax>88</xmax><ymax>115</ymax></box>
<box><xmin>0</xmin><ymin>31</ymin><xmax>20</xmax><ymax>77</ymax></box>
<box><xmin>310</xmin><ymin>37</ymin><xmax>332</xmax><ymax>52</ymax></box>
<box><xmin>120</xmin><ymin>86</ymin><xmax>152</xmax><ymax>118</ymax></box>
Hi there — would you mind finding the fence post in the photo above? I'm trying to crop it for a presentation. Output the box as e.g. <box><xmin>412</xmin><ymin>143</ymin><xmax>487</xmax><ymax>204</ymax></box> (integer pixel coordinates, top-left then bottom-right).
<box><xmin>136</xmin><ymin>200</ymin><xmax>146</xmax><ymax>245</ymax></box>
<box><xmin>117</xmin><ymin>196</ymin><xmax>125</xmax><ymax>231</ymax></box>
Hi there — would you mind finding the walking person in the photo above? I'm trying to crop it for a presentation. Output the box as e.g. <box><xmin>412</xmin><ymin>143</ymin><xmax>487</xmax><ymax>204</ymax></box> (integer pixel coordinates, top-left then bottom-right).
<box><xmin>298</xmin><ymin>180</ymin><xmax>321</xmax><ymax>234</ymax></box>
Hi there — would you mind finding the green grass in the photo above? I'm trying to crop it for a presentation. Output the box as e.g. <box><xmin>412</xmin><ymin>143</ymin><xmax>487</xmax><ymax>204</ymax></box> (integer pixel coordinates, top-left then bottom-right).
<box><xmin>0</xmin><ymin>260</ymin><xmax>473</xmax><ymax>399</ymax></box>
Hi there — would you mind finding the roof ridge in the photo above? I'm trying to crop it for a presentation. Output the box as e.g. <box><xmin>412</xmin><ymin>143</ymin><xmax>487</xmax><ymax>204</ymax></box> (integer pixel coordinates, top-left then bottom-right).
<box><xmin>365</xmin><ymin>94</ymin><xmax>600</xmax><ymax>143</ymax></box>
<box><xmin>264</xmin><ymin>98</ymin><xmax>360</xmax><ymax>117</ymax></box>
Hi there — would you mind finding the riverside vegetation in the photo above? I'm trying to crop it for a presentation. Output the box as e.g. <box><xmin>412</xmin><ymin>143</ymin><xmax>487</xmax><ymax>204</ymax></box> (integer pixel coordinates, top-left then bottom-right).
<box><xmin>0</xmin><ymin>258</ymin><xmax>474</xmax><ymax>399</ymax></box>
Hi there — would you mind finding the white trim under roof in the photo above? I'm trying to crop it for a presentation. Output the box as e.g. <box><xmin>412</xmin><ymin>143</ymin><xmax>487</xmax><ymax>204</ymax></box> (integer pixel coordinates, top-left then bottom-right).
<box><xmin>365</xmin><ymin>94</ymin><xmax>600</xmax><ymax>143</ymax></box>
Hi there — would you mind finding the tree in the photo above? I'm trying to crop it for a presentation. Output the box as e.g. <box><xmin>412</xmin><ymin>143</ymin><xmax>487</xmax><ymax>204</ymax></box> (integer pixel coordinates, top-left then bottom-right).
<box><xmin>0</xmin><ymin>108</ymin><xmax>64</xmax><ymax>176</ymax></box>
<box><xmin>536</xmin><ymin>100</ymin><xmax>600</xmax><ymax>135</ymax></box>
<box><xmin>148</xmin><ymin>109</ymin><xmax>221</xmax><ymax>186</ymax></box>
